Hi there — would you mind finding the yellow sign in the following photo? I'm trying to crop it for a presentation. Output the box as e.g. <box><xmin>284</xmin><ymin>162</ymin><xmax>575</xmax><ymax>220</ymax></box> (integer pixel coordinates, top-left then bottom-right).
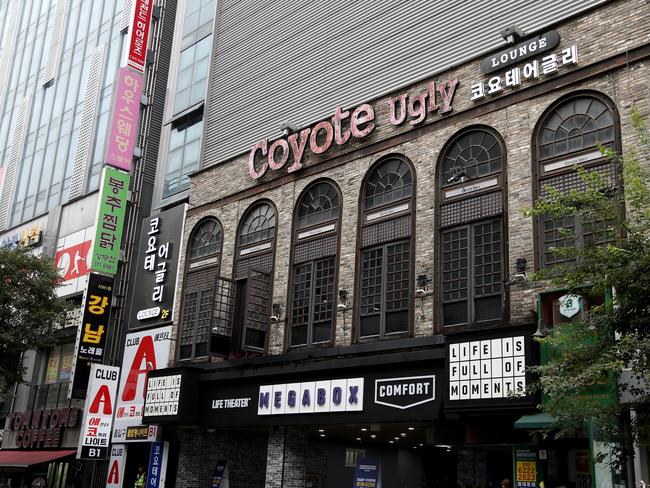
<box><xmin>516</xmin><ymin>460</ymin><xmax>537</xmax><ymax>482</ymax></box>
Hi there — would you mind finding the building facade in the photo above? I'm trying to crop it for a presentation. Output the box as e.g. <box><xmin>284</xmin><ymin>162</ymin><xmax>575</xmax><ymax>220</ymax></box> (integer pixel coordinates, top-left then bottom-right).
<box><xmin>0</xmin><ymin>0</ymin><xmax>178</xmax><ymax>486</ymax></box>
<box><xmin>141</xmin><ymin>0</ymin><xmax>650</xmax><ymax>487</ymax></box>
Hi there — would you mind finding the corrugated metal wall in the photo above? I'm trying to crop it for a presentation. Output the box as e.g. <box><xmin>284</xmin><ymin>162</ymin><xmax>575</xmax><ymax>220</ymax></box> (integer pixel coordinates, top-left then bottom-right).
<box><xmin>203</xmin><ymin>0</ymin><xmax>611</xmax><ymax>166</ymax></box>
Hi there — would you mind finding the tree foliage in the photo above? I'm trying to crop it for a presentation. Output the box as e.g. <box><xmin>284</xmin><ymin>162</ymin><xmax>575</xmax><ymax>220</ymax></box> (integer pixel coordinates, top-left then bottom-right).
<box><xmin>525</xmin><ymin>108</ymin><xmax>650</xmax><ymax>458</ymax></box>
<box><xmin>0</xmin><ymin>246</ymin><xmax>71</xmax><ymax>394</ymax></box>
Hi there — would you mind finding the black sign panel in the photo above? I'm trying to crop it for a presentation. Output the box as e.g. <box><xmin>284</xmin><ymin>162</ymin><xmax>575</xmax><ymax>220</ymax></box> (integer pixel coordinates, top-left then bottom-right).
<box><xmin>129</xmin><ymin>205</ymin><xmax>186</xmax><ymax>330</ymax></box>
<box><xmin>444</xmin><ymin>327</ymin><xmax>537</xmax><ymax>411</ymax></box>
<box><xmin>145</xmin><ymin>362</ymin><xmax>443</xmax><ymax>427</ymax></box>
<box><xmin>480</xmin><ymin>31</ymin><xmax>560</xmax><ymax>74</ymax></box>
<box><xmin>70</xmin><ymin>273</ymin><xmax>114</xmax><ymax>399</ymax></box>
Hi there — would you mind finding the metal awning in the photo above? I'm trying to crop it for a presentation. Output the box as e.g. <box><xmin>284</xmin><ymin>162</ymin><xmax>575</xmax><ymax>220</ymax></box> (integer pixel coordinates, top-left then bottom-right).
<box><xmin>0</xmin><ymin>449</ymin><xmax>76</xmax><ymax>467</ymax></box>
<box><xmin>514</xmin><ymin>413</ymin><xmax>557</xmax><ymax>429</ymax></box>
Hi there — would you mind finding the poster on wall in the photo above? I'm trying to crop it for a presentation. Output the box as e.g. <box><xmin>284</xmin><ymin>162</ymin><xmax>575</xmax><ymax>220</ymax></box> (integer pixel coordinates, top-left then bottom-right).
<box><xmin>353</xmin><ymin>458</ymin><xmax>381</xmax><ymax>488</ymax></box>
<box><xmin>55</xmin><ymin>226</ymin><xmax>94</xmax><ymax>297</ymax></box>
<box><xmin>112</xmin><ymin>326</ymin><xmax>173</xmax><ymax>442</ymax></box>
<box><xmin>69</xmin><ymin>273</ymin><xmax>114</xmax><ymax>399</ymax></box>
<box><xmin>90</xmin><ymin>166</ymin><xmax>130</xmax><ymax>276</ymax></box>
<box><xmin>129</xmin><ymin>205</ymin><xmax>187</xmax><ymax>330</ymax></box>
<box><xmin>77</xmin><ymin>364</ymin><xmax>120</xmax><ymax>460</ymax></box>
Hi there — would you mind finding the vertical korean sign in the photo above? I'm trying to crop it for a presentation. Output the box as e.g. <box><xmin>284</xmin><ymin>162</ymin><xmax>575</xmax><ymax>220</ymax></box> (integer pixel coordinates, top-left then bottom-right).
<box><xmin>105</xmin><ymin>67</ymin><xmax>143</xmax><ymax>172</ymax></box>
<box><xmin>106</xmin><ymin>444</ymin><xmax>128</xmax><ymax>488</ymax></box>
<box><xmin>146</xmin><ymin>441</ymin><xmax>169</xmax><ymax>488</ymax></box>
<box><xmin>91</xmin><ymin>167</ymin><xmax>130</xmax><ymax>276</ymax></box>
<box><xmin>127</xmin><ymin>0</ymin><xmax>154</xmax><ymax>73</ymax></box>
<box><xmin>77</xmin><ymin>364</ymin><xmax>120</xmax><ymax>460</ymax></box>
<box><xmin>69</xmin><ymin>273</ymin><xmax>114</xmax><ymax>399</ymax></box>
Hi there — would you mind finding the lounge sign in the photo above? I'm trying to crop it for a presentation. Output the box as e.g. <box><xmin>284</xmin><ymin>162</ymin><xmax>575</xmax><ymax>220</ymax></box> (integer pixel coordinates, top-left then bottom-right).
<box><xmin>480</xmin><ymin>31</ymin><xmax>560</xmax><ymax>74</ymax></box>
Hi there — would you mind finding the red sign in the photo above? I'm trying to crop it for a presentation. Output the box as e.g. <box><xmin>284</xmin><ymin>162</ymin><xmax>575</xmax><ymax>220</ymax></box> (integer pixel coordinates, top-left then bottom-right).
<box><xmin>127</xmin><ymin>0</ymin><xmax>154</xmax><ymax>73</ymax></box>
<box><xmin>56</xmin><ymin>239</ymin><xmax>92</xmax><ymax>281</ymax></box>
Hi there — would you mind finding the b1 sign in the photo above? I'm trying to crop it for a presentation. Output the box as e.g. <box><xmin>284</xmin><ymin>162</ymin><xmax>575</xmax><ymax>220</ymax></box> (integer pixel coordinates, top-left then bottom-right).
<box><xmin>78</xmin><ymin>364</ymin><xmax>120</xmax><ymax>459</ymax></box>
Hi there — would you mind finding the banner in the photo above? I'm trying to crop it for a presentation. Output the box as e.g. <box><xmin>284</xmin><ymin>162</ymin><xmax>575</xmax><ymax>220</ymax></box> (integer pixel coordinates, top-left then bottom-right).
<box><xmin>106</xmin><ymin>444</ymin><xmax>127</xmax><ymax>488</ymax></box>
<box><xmin>105</xmin><ymin>67</ymin><xmax>143</xmax><ymax>172</ymax></box>
<box><xmin>77</xmin><ymin>364</ymin><xmax>120</xmax><ymax>459</ymax></box>
<box><xmin>69</xmin><ymin>273</ymin><xmax>114</xmax><ymax>399</ymax></box>
<box><xmin>112</xmin><ymin>326</ymin><xmax>172</xmax><ymax>442</ymax></box>
<box><xmin>127</xmin><ymin>0</ymin><xmax>154</xmax><ymax>73</ymax></box>
<box><xmin>91</xmin><ymin>166</ymin><xmax>130</xmax><ymax>276</ymax></box>
<box><xmin>129</xmin><ymin>205</ymin><xmax>186</xmax><ymax>329</ymax></box>
<box><xmin>210</xmin><ymin>460</ymin><xmax>229</xmax><ymax>488</ymax></box>
<box><xmin>353</xmin><ymin>458</ymin><xmax>381</xmax><ymax>488</ymax></box>
<box><xmin>146</xmin><ymin>441</ymin><xmax>169</xmax><ymax>488</ymax></box>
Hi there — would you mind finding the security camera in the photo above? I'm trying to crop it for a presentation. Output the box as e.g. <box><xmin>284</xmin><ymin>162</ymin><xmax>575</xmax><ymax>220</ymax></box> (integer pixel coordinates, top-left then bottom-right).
<box><xmin>415</xmin><ymin>287</ymin><xmax>428</xmax><ymax>298</ymax></box>
<box><xmin>507</xmin><ymin>272</ymin><xmax>527</xmax><ymax>286</ymax></box>
<box><xmin>337</xmin><ymin>303</ymin><xmax>348</xmax><ymax>312</ymax></box>
<box><xmin>270</xmin><ymin>315</ymin><xmax>279</xmax><ymax>323</ymax></box>
<box><xmin>279</xmin><ymin>121</ymin><xmax>295</xmax><ymax>136</ymax></box>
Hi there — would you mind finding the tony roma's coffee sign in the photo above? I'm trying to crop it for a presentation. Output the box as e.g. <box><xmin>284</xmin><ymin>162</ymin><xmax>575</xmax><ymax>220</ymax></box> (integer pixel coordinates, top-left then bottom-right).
<box><xmin>248</xmin><ymin>79</ymin><xmax>459</xmax><ymax>180</ymax></box>
<box><xmin>4</xmin><ymin>408</ymin><xmax>81</xmax><ymax>449</ymax></box>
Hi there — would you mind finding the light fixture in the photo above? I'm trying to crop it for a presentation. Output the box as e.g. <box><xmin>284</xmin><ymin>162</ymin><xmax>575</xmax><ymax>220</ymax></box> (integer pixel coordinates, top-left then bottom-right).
<box><xmin>338</xmin><ymin>288</ymin><xmax>349</xmax><ymax>312</ymax></box>
<box><xmin>356</xmin><ymin>437</ymin><xmax>361</xmax><ymax>441</ymax></box>
<box><xmin>507</xmin><ymin>257</ymin><xmax>528</xmax><ymax>285</ymax></box>
<box><xmin>361</xmin><ymin>428</ymin><xmax>367</xmax><ymax>432</ymax></box>
<box><xmin>419</xmin><ymin>443</ymin><xmax>423</xmax><ymax>447</ymax></box>
<box><xmin>447</xmin><ymin>166</ymin><xmax>467</xmax><ymax>184</ymax></box>
<box><xmin>408</xmin><ymin>427</ymin><xmax>415</xmax><ymax>431</ymax></box>
<box><xmin>370</xmin><ymin>434</ymin><xmax>376</xmax><ymax>439</ymax></box>
<box><xmin>533</xmin><ymin>318</ymin><xmax>548</xmax><ymax>338</ymax></box>
<box><xmin>416</xmin><ymin>274</ymin><xmax>430</xmax><ymax>298</ymax></box>
<box><xmin>400</xmin><ymin>433</ymin><xmax>407</xmax><ymax>437</ymax></box>
<box><xmin>279</xmin><ymin>121</ymin><xmax>296</xmax><ymax>136</ymax></box>
<box><xmin>318</xmin><ymin>429</ymin><xmax>324</xmax><ymax>433</ymax></box>
<box><xmin>270</xmin><ymin>302</ymin><xmax>283</xmax><ymax>322</ymax></box>
<box><xmin>500</xmin><ymin>25</ymin><xmax>525</xmax><ymax>44</ymax></box>
<box><xmin>389</xmin><ymin>440</ymin><xmax>394</xmax><ymax>444</ymax></box>
<box><xmin>320</xmin><ymin>434</ymin><xmax>326</xmax><ymax>438</ymax></box>
<box><xmin>394</xmin><ymin>437</ymin><xmax>399</xmax><ymax>440</ymax></box>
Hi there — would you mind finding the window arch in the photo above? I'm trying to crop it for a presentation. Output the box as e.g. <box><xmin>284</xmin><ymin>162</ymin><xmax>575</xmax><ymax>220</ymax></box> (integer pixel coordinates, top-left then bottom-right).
<box><xmin>233</xmin><ymin>201</ymin><xmax>278</xmax><ymax>352</ymax></box>
<box><xmin>179</xmin><ymin>217</ymin><xmax>224</xmax><ymax>360</ymax></box>
<box><xmin>289</xmin><ymin>180</ymin><xmax>342</xmax><ymax>347</ymax></box>
<box><xmin>533</xmin><ymin>92</ymin><xmax>620</xmax><ymax>268</ymax></box>
<box><xmin>356</xmin><ymin>155</ymin><xmax>415</xmax><ymax>340</ymax></box>
<box><xmin>437</xmin><ymin>126</ymin><xmax>507</xmax><ymax>329</ymax></box>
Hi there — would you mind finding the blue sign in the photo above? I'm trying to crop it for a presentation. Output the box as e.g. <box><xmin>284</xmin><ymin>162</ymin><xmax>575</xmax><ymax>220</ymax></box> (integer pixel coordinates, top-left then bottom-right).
<box><xmin>353</xmin><ymin>457</ymin><xmax>381</xmax><ymax>488</ymax></box>
<box><xmin>210</xmin><ymin>460</ymin><xmax>228</xmax><ymax>487</ymax></box>
<box><xmin>146</xmin><ymin>442</ymin><xmax>165</xmax><ymax>488</ymax></box>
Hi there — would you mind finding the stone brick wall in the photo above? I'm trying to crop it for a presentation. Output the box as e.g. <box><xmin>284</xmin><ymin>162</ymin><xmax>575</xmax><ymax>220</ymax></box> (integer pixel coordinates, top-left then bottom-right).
<box><xmin>173</xmin><ymin>427</ymin><xmax>268</xmax><ymax>488</ymax></box>
<box><xmin>265</xmin><ymin>426</ymin><xmax>308</xmax><ymax>488</ymax></box>
<box><xmin>167</xmin><ymin>0</ymin><xmax>650</xmax><ymax>362</ymax></box>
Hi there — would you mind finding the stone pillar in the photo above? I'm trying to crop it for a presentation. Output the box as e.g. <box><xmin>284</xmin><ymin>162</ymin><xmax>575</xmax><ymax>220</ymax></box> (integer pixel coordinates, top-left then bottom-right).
<box><xmin>265</xmin><ymin>426</ymin><xmax>308</xmax><ymax>488</ymax></box>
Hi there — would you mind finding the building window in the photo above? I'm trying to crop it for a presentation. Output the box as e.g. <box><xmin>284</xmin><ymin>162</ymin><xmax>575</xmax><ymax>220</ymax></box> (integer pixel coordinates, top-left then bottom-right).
<box><xmin>233</xmin><ymin>201</ymin><xmax>277</xmax><ymax>352</ymax></box>
<box><xmin>43</xmin><ymin>343</ymin><xmax>75</xmax><ymax>384</ymax></box>
<box><xmin>357</xmin><ymin>156</ymin><xmax>414</xmax><ymax>340</ymax></box>
<box><xmin>173</xmin><ymin>34</ymin><xmax>212</xmax><ymax>115</ymax></box>
<box><xmin>289</xmin><ymin>181</ymin><xmax>341</xmax><ymax>347</ymax></box>
<box><xmin>163</xmin><ymin>113</ymin><xmax>203</xmax><ymax>198</ymax></box>
<box><xmin>179</xmin><ymin>217</ymin><xmax>223</xmax><ymax>361</ymax></box>
<box><xmin>438</xmin><ymin>127</ymin><xmax>506</xmax><ymax>329</ymax></box>
<box><xmin>533</xmin><ymin>93</ymin><xmax>620</xmax><ymax>268</ymax></box>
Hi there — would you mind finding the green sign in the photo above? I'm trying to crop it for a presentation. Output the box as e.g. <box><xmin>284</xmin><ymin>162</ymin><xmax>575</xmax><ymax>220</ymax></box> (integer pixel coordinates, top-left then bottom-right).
<box><xmin>91</xmin><ymin>166</ymin><xmax>130</xmax><ymax>275</ymax></box>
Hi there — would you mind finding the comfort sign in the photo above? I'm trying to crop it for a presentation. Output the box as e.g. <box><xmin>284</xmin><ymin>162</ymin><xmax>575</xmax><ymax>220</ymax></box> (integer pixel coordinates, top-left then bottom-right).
<box><xmin>258</xmin><ymin>378</ymin><xmax>364</xmax><ymax>415</ymax></box>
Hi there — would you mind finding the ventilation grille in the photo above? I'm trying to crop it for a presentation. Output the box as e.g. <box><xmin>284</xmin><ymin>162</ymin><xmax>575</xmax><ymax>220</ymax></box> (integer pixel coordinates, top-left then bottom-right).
<box><xmin>539</xmin><ymin>162</ymin><xmax>616</xmax><ymax>198</ymax></box>
<box><xmin>120</xmin><ymin>0</ymin><xmax>134</xmax><ymax>32</ymax></box>
<box><xmin>40</xmin><ymin>0</ymin><xmax>69</xmax><ymax>87</ymax></box>
<box><xmin>236</xmin><ymin>252</ymin><xmax>273</xmax><ymax>279</ymax></box>
<box><xmin>440</xmin><ymin>191</ymin><xmax>502</xmax><ymax>228</ymax></box>
<box><xmin>0</xmin><ymin>95</ymin><xmax>32</xmax><ymax>230</ymax></box>
<box><xmin>362</xmin><ymin>214</ymin><xmax>410</xmax><ymax>248</ymax></box>
<box><xmin>69</xmin><ymin>44</ymin><xmax>106</xmax><ymax>200</ymax></box>
<box><xmin>293</xmin><ymin>234</ymin><xmax>337</xmax><ymax>264</ymax></box>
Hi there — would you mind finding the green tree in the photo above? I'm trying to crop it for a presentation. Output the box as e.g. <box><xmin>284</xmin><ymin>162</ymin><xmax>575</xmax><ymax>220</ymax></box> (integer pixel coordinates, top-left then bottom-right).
<box><xmin>525</xmin><ymin>108</ymin><xmax>650</xmax><ymax>462</ymax></box>
<box><xmin>0</xmin><ymin>246</ymin><xmax>71</xmax><ymax>394</ymax></box>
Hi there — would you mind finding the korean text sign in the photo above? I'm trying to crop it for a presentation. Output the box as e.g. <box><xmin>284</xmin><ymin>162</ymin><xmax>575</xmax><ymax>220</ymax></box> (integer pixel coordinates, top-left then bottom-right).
<box><xmin>129</xmin><ymin>205</ymin><xmax>186</xmax><ymax>328</ymax></box>
<box><xmin>146</xmin><ymin>441</ymin><xmax>169</xmax><ymax>488</ymax></box>
<box><xmin>69</xmin><ymin>273</ymin><xmax>114</xmax><ymax>399</ymax></box>
<box><xmin>105</xmin><ymin>67</ymin><xmax>143</xmax><ymax>171</ymax></box>
<box><xmin>77</xmin><ymin>364</ymin><xmax>120</xmax><ymax>460</ymax></box>
<box><xmin>91</xmin><ymin>167</ymin><xmax>130</xmax><ymax>276</ymax></box>
<box><xmin>127</xmin><ymin>0</ymin><xmax>154</xmax><ymax>73</ymax></box>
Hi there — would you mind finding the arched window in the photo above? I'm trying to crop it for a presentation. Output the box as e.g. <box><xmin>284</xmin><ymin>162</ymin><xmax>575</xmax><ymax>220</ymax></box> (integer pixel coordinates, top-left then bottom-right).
<box><xmin>437</xmin><ymin>127</ymin><xmax>506</xmax><ymax>329</ymax></box>
<box><xmin>357</xmin><ymin>156</ymin><xmax>414</xmax><ymax>340</ymax></box>
<box><xmin>289</xmin><ymin>181</ymin><xmax>341</xmax><ymax>347</ymax></box>
<box><xmin>179</xmin><ymin>218</ymin><xmax>223</xmax><ymax>360</ymax></box>
<box><xmin>533</xmin><ymin>93</ymin><xmax>620</xmax><ymax>268</ymax></box>
<box><xmin>233</xmin><ymin>201</ymin><xmax>277</xmax><ymax>352</ymax></box>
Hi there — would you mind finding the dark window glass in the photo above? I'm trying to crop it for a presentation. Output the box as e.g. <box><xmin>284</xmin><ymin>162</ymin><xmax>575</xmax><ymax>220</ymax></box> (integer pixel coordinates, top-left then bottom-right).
<box><xmin>364</xmin><ymin>158</ymin><xmax>412</xmax><ymax>209</ymax></box>
<box><xmin>189</xmin><ymin>218</ymin><xmax>222</xmax><ymax>260</ymax></box>
<box><xmin>289</xmin><ymin>181</ymin><xmax>340</xmax><ymax>348</ymax></box>
<box><xmin>179</xmin><ymin>267</ymin><xmax>215</xmax><ymax>360</ymax></box>
<box><xmin>439</xmin><ymin>128</ymin><xmax>505</xmax><ymax>328</ymax></box>
<box><xmin>239</xmin><ymin>203</ymin><xmax>276</xmax><ymax>246</ymax></box>
<box><xmin>535</xmin><ymin>95</ymin><xmax>618</xmax><ymax>268</ymax></box>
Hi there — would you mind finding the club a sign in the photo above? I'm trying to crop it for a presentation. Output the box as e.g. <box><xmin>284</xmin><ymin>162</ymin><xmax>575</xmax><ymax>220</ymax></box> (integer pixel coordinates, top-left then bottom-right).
<box><xmin>78</xmin><ymin>364</ymin><xmax>120</xmax><ymax>459</ymax></box>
